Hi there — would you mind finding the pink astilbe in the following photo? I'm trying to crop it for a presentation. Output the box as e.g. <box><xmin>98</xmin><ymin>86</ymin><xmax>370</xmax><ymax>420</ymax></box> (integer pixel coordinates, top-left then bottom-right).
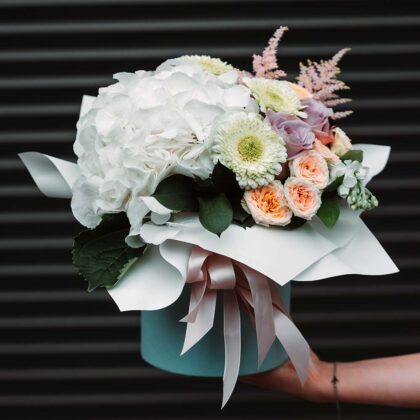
<box><xmin>297</xmin><ymin>48</ymin><xmax>353</xmax><ymax>120</ymax></box>
<box><xmin>252</xmin><ymin>26</ymin><xmax>288</xmax><ymax>79</ymax></box>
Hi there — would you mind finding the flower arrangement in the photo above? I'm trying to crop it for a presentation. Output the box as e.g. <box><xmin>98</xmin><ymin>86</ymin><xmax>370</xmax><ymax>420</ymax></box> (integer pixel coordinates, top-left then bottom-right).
<box><xmin>20</xmin><ymin>26</ymin><xmax>397</xmax><ymax>407</ymax></box>
<box><xmin>70</xmin><ymin>27</ymin><xmax>377</xmax><ymax>248</ymax></box>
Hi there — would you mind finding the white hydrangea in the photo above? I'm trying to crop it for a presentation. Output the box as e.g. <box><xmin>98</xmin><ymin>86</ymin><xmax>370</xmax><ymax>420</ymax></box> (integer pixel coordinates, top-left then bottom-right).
<box><xmin>72</xmin><ymin>58</ymin><xmax>257</xmax><ymax>228</ymax></box>
<box><xmin>180</xmin><ymin>55</ymin><xmax>234</xmax><ymax>76</ymax></box>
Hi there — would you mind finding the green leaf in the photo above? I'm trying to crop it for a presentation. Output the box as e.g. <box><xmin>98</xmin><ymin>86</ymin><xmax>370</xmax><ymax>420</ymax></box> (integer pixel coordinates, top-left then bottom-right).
<box><xmin>283</xmin><ymin>217</ymin><xmax>307</xmax><ymax>230</ymax></box>
<box><xmin>325</xmin><ymin>175</ymin><xmax>344</xmax><ymax>192</ymax></box>
<box><xmin>211</xmin><ymin>163</ymin><xmax>251</xmax><ymax>227</ymax></box>
<box><xmin>194</xmin><ymin>178</ymin><xmax>218</xmax><ymax>197</ymax></box>
<box><xmin>239</xmin><ymin>216</ymin><xmax>256</xmax><ymax>228</ymax></box>
<box><xmin>317</xmin><ymin>199</ymin><xmax>340</xmax><ymax>229</ymax></box>
<box><xmin>153</xmin><ymin>174</ymin><xmax>198</xmax><ymax>211</ymax></box>
<box><xmin>231</xmin><ymin>202</ymin><xmax>256</xmax><ymax>228</ymax></box>
<box><xmin>232</xmin><ymin>202</ymin><xmax>249</xmax><ymax>224</ymax></box>
<box><xmin>211</xmin><ymin>162</ymin><xmax>242</xmax><ymax>198</ymax></box>
<box><xmin>198</xmin><ymin>193</ymin><xmax>233</xmax><ymax>236</ymax></box>
<box><xmin>72</xmin><ymin>214</ymin><xmax>144</xmax><ymax>292</ymax></box>
<box><xmin>341</xmin><ymin>149</ymin><xmax>363</xmax><ymax>162</ymax></box>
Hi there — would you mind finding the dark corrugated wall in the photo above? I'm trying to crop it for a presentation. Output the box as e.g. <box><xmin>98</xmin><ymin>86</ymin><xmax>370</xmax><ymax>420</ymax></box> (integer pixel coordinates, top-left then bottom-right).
<box><xmin>1</xmin><ymin>0</ymin><xmax>420</xmax><ymax>418</ymax></box>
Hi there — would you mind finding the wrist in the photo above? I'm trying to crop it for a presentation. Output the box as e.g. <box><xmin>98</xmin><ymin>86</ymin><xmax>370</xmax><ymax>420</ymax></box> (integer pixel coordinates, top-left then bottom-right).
<box><xmin>307</xmin><ymin>360</ymin><xmax>336</xmax><ymax>403</ymax></box>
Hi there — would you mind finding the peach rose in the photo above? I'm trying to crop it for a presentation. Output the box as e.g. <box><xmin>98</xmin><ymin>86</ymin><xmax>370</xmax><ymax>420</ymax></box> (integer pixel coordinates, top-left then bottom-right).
<box><xmin>286</xmin><ymin>82</ymin><xmax>313</xmax><ymax>99</ymax></box>
<box><xmin>284</xmin><ymin>177</ymin><xmax>321</xmax><ymax>220</ymax></box>
<box><xmin>312</xmin><ymin>139</ymin><xmax>340</xmax><ymax>164</ymax></box>
<box><xmin>289</xmin><ymin>150</ymin><xmax>330</xmax><ymax>189</ymax></box>
<box><xmin>243</xmin><ymin>181</ymin><xmax>292</xmax><ymax>227</ymax></box>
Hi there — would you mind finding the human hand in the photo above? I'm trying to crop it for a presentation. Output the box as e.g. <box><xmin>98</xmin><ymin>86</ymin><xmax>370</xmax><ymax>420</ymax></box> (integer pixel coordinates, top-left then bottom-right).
<box><xmin>240</xmin><ymin>351</ymin><xmax>334</xmax><ymax>403</ymax></box>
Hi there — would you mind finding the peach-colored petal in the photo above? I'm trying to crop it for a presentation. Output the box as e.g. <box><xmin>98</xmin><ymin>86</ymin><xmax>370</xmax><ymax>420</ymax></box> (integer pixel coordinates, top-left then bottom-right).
<box><xmin>313</xmin><ymin>128</ymin><xmax>334</xmax><ymax>145</ymax></box>
<box><xmin>287</xmin><ymin>82</ymin><xmax>313</xmax><ymax>99</ymax></box>
<box><xmin>312</xmin><ymin>139</ymin><xmax>340</xmax><ymax>164</ymax></box>
<box><xmin>244</xmin><ymin>181</ymin><xmax>292</xmax><ymax>226</ymax></box>
<box><xmin>289</xmin><ymin>150</ymin><xmax>330</xmax><ymax>189</ymax></box>
<box><xmin>331</xmin><ymin>127</ymin><xmax>352</xmax><ymax>156</ymax></box>
<box><xmin>284</xmin><ymin>177</ymin><xmax>321</xmax><ymax>220</ymax></box>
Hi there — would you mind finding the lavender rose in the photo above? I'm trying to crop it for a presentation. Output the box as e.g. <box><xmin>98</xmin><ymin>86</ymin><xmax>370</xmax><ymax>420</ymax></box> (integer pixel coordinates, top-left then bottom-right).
<box><xmin>267</xmin><ymin>111</ymin><xmax>315</xmax><ymax>158</ymax></box>
<box><xmin>302</xmin><ymin>97</ymin><xmax>333</xmax><ymax>132</ymax></box>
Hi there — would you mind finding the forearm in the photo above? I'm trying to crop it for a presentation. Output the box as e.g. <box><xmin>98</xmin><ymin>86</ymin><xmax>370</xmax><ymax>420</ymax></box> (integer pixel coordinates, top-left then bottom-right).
<box><xmin>241</xmin><ymin>353</ymin><xmax>420</xmax><ymax>408</ymax></box>
<box><xmin>321</xmin><ymin>354</ymin><xmax>420</xmax><ymax>408</ymax></box>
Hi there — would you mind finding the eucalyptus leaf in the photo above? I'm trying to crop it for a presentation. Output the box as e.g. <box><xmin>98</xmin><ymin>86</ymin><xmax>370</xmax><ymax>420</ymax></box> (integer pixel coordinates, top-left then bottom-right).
<box><xmin>232</xmin><ymin>202</ymin><xmax>250</xmax><ymax>224</ymax></box>
<box><xmin>72</xmin><ymin>214</ymin><xmax>144</xmax><ymax>292</ymax></box>
<box><xmin>212</xmin><ymin>163</ymin><xmax>249</xmax><ymax>227</ymax></box>
<box><xmin>211</xmin><ymin>162</ymin><xmax>242</xmax><ymax>198</ymax></box>
<box><xmin>194</xmin><ymin>178</ymin><xmax>218</xmax><ymax>197</ymax></box>
<box><xmin>317</xmin><ymin>199</ymin><xmax>340</xmax><ymax>229</ymax></box>
<box><xmin>239</xmin><ymin>216</ymin><xmax>256</xmax><ymax>228</ymax></box>
<box><xmin>231</xmin><ymin>202</ymin><xmax>255</xmax><ymax>228</ymax></box>
<box><xmin>284</xmin><ymin>217</ymin><xmax>307</xmax><ymax>230</ymax></box>
<box><xmin>341</xmin><ymin>149</ymin><xmax>363</xmax><ymax>162</ymax></box>
<box><xmin>198</xmin><ymin>193</ymin><xmax>233</xmax><ymax>236</ymax></box>
<box><xmin>153</xmin><ymin>174</ymin><xmax>198</xmax><ymax>211</ymax></box>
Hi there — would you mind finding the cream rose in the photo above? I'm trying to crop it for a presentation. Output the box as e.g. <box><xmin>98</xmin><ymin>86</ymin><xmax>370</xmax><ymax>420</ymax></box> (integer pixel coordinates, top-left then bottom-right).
<box><xmin>243</xmin><ymin>181</ymin><xmax>292</xmax><ymax>227</ymax></box>
<box><xmin>284</xmin><ymin>177</ymin><xmax>321</xmax><ymax>220</ymax></box>
<box><xmin>331</xmin><ymin>127</ymin><xmax>352</xmax><ymax>157</ymax></box>
<box><xmin>312</xmin><ymin>139</ymin><xmax>340</xmax><ymax>164</ymax></box>
<box><xmin>289</xmin><ymin>150</ymin><xmax>329</xmax><ymax>189</ymax></box>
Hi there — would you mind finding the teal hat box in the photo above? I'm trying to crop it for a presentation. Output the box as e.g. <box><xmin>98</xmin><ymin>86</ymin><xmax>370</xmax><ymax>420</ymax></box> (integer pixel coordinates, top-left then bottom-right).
<box><xmin>141</xmin><ymin>282</ymin><xmax>291</xmax><ymax>377</ymax></box>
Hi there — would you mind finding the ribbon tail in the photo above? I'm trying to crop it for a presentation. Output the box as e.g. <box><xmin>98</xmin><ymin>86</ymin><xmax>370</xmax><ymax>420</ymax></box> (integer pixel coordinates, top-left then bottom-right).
<box><xmin>239</xmin><ymin>264</ymin><xmax>276</xmax><ymax>367</ymax></box>
<box><xmin>180</xmin><ymin>280</ymin><xmax>207</xmax><ymax>323</ymax></box>
<box><xmin>222</xmin><ymin>290</ymin><xmax>241</xmax><ymax>409</ymax></box>
<box><xmin>180</xmin><ymin>289</ymin><xmax>217</xmax><ymax>355</ymax></box>
<box><xmin>273</xmin><ymin>307</ymin><xmax>311</xmax><ymax>385</ymax></box>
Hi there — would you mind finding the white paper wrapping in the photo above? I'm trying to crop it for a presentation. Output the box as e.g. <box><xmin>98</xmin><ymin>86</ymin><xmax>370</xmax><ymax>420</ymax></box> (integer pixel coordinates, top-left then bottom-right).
<box><xmin>294</xmin><ymin>221</ymin><xmax>398</xmax><ymax>281</ymax></box>
<box><xmin>18</xmin><ymin>152</ymin><xmax>80</xmax><ymax>199</ymax></box>
<box><xmin>108</xmin><ymin>243</ymin><xmax>189</xmax><ymax>311</ymax></box>
<box><xmin>19</xmin><ymin>95</ymin><xmax>398</xmax><ymax>312</ymax></box>
<box><xmin>109</xmin><ymin>205</ymin><xmax>397</xmax><ymax>311</ymax></box>
<box><xmin>107</xmin><ymin>143</ymin><xmax>397</xmax><ymax>311</ymax></box>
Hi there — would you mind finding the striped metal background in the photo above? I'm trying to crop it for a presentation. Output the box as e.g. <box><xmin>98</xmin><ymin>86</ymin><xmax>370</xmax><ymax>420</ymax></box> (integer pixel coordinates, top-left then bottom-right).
<box><xmin>1</xmin><ymin>0</ymin><xmax>419</xmax><ymax>418</ymax></box>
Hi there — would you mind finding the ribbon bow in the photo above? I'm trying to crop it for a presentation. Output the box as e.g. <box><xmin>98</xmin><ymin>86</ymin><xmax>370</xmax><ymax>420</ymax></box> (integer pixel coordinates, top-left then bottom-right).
<box><xmin>180</xmin><ymin>246</ymin><xmax>311</xmax><ymax>407</ymax></box>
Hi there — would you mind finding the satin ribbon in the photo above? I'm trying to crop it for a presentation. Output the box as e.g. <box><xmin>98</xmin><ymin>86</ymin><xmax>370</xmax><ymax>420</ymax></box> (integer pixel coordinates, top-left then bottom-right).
<box><xmin>180</xmin><ymin>245</ymin><xmax>311</xmax><ymax>408</ymax></box>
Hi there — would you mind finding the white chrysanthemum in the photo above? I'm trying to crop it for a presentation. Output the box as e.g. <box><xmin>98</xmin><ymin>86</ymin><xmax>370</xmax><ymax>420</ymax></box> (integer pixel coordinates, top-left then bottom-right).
<box><xmin>244</xmin><ymin>77</ymin><xmax>306</xmax><ymax>117</ymax></box>
<box><xmin>181</xmin><ymin>55</ymin><xmax>234</xmax><ymax>76</ymax></box>
<box><xmin>73</xmin><ymin>60</ymin><xmax>256</xmax><ymax>228</ymax></box>
<box><xmin>211</xmin><ymin>113</ymin><xmax>287</xmax><ymax>189</ymax></box>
